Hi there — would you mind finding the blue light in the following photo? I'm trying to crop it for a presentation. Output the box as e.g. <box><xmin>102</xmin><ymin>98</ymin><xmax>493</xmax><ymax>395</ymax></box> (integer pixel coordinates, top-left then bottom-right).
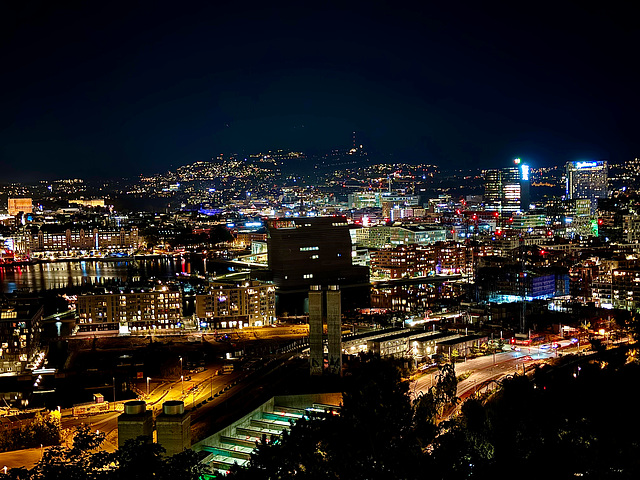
<box><xmin>574</xmin><ymin>161</ymin><xmax>599</xmax><ymax>169</ymax></box>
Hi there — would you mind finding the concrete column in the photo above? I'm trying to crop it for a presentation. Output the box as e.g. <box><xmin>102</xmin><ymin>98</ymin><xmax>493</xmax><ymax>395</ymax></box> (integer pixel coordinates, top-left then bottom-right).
<box><xmin>156</xmin><ymin>401</ymin><xmax>191</xmax><ymax>456</ymax></box>
<box><xmin>309</xmin><ymin>285</ymin><xmax>323</xmax><ymax>375</ymax></box>
<box><xmin>117</xmin><ymin>401</ymin><xmax>153</xmax><ymax>447</ymax></box>
<box><xmin>327</xmin><ymin>285</ymin><xmax>342</xmax><ymax>376</ymax></box>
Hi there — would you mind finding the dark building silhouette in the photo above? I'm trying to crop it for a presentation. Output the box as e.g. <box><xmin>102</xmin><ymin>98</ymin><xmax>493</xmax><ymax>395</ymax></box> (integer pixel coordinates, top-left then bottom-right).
<box><xmin>266</xmin><ymin>216</ymin><xmax>368</xmax><ymax>289</ymax></box>
<box><xmin>266</xmin><ymin>216</ymin><xmax>369</xmax><ymax>314</ymax></box>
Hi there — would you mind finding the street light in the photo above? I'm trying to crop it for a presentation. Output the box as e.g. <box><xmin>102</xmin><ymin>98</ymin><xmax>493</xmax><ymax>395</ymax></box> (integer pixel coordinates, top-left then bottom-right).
<box><xmin>181</xmin><ymin>375</ymin><xmax>184</xmax><ymax>394</ymax></box>
<box><xmin>146</xmin><ymin>377</ymin><xmax>150</xmax><ymax>396</ymax></box>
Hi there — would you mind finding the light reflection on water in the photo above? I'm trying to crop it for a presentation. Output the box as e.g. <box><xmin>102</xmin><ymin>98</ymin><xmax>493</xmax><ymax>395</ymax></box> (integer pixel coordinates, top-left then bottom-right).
<box><xmin>0</xmin><ymin>256</ymin><xmax>216</xmax><ymax>293</ymax></box>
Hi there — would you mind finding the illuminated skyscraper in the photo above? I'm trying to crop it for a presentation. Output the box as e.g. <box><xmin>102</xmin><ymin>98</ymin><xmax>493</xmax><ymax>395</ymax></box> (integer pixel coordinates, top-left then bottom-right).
<box><xmin>484</xmin><ymin>159</ymin><xmax>530</xmax><ymax>214</ymax></box>
<box><xmin>566</xmin><ymin>160</ymin><xmax>608</xmax><ymax>212</ymax></box>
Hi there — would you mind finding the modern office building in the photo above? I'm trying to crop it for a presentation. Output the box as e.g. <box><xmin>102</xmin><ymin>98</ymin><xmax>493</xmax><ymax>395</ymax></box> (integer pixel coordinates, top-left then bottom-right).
<box><xmin>370</xmin><ymin>242</ymin><xmax>472</xmax><ymax>279</ymax></box>
<box><xmin>612</xmin><ymin>268</ymin><xmax>640</xmax><ymax>312</ymax></box>
<box><xmin>266</xmin><ymin>216</ymin><xmax>368</xmax><ymax>290</ymax></box>
<box><xmin>347</xmin><ymin>192</ymin><xmax>420</xmax><ymax>209</ymax></box>
<box><xmin>354</xmin><ymin>224</ymin><xmax>448</xmax><ymax>249</ymax></box>
<box><xmin>195</xmin><ymin>281</ymin><xmax>276</xmax><ymax>328</ymax></box>
<box><xmin>484</xmin><ymin>159</ymin><xmax>530</xmax><ymax>214</ymax></box>
<box><xmin>77</xmin><ymin>286</ymin><xmax>182</xmax><ymax>335</ymax></box>
<box><xmin>624</xmin><ymin>214</ymin><xmax>640</xmax><ymax>243</ymax></box>
<box><xmin>566</xmin><ymin>160</ymin><xmax>608</xmax><ymax>212</ymax></box>
<box><xmin>27</xmin><ymin>227</ymin><xmax>139</xmax><ymax>253</ymax></box>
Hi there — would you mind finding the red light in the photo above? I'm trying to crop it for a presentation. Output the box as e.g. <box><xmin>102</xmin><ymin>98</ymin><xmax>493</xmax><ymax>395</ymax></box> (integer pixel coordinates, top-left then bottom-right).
<box><xmin>547</xmin><ymin>231</ymin><xmax>552</xmax><ymax>236</ymax></box>
<box><xmin>494</xmin><ymin>212</ymin><xmax>499</xmax><ymax>217</ymax></box>
<box><xmin>598</xmin><ymin>219</ymin><xmax>603</xmax><ymax>225</ymax></box>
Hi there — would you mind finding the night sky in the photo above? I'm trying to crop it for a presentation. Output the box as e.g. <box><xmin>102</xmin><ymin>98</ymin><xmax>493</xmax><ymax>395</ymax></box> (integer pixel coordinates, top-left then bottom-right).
<box><xmin>1</xmin><ymin>1</ymin><xmax>638</xmax><ymax>181</ymax></box>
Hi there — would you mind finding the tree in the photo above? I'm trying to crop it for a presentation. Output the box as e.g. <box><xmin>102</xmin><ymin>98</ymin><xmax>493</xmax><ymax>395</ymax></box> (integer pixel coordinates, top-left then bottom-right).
<box><xmin>209</xmin><ymin>225</ymin><xmax>233</xmax><ymax>245</ymax></box>
<box><xmin>111</xmin><ymin>437</ymin><xmax>165</xmax><ymax>480</ymax></box>
<box><xmin>163</xmin><ymin>449</ymin><xmax>208</xmax><ymax>480</ymax></box>
<box><xmin>413</xmin><ymin>362</ymin><xmax>458</xmax><ymax>448</ymax></box>
<box><xmin>30</xmin><ymin>425</ymin><xmax>110</xmax><ymax>480</ymax></box>
<box><xmin>229</xmin><ymin>357</ymin><xmax>424</xmax><ymax>480</ymax></box>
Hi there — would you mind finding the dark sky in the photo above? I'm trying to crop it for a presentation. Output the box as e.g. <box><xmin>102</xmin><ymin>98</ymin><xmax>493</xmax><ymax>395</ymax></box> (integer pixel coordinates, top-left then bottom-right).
<box><xmin>1</xmin><ymin>0</ymin><xmax>638</xmax><ymax>181</ymax></box>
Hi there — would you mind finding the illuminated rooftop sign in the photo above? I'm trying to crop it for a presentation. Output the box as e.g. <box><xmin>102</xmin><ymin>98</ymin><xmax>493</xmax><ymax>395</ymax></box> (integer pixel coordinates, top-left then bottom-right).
<box><xmin>574</xmin><ymin>161</ymin><xmax>600</xmax><ymax>169</ymax></box>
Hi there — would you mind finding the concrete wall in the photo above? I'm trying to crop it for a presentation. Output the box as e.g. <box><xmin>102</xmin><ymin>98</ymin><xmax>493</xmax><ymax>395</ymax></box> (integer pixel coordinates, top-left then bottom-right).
<box><xmin>157</xmin><ymin>413</ymin><xmax>191</xmax><ymax>456</ymax></box>
<box><xmin>192</xmin><ymin>393</ymin><xmax>342</xmax><ymax>452</ymax></box>
<box><xmin>326</xmin><ymin>288</ymin><xmax>342</xmax><ymax>375</ymax></box>
<box><xmin>117</xmin><ymin>411</ymin><xmax>153</xmax><ymax>448</ymax></box>
<box><xmin>192</xmin><ymin>397</ymin><xmax>275</xmax><ymax>451</ymax></box>
<box><xmin>273</xmin><ymin>393</ymin><xmax>342</xmax><ymax>410</ymax></box>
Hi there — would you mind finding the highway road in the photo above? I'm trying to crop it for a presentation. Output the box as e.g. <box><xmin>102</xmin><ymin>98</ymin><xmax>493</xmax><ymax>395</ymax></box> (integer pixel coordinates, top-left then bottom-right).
<box><xmin>0</xmin><ymin>338</ymin><xmax>593</xmax><ymax>471</ymax></box>
<box><xmin>410</xmin><ymin>342</ymin><xmax>576</xmax><ymax>400</ymax></box>
<box><xmin>54</xmin><ymin>365</ymin><xmax>245</xmax><ymax>453</ymax></box>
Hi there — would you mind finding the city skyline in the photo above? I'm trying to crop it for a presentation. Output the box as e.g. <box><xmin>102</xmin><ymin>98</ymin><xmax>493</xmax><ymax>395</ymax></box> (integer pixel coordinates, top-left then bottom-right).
<box><xmin>2</xmin><ymin>1</ymin><xmax>639</xmax><ymax>181</ymax></box>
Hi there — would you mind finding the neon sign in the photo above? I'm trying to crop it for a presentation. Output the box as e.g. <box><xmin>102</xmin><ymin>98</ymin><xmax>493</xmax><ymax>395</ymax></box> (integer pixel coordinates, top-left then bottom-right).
<box><xmin>574</xmin><ymin>161</ymin><xmax>599</xmax><ymax>169</ymax></box>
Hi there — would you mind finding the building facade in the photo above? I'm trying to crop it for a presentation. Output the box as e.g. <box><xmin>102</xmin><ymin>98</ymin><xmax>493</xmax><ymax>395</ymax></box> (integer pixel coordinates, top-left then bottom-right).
<box><xmin>77</xmin><ymin>287</ymin><xmax>182</xmax><ymax>335</ymax></box>
<box><xmin>195</xmin><ymin>281</ymin><xmax>276</xmax><ymax>328</ymax></box>
<box><xmin>7</xmin><ymin>198</ymin><xmax>33</xmax><ymax>216</ymax></box>
<box><xmin>0</xmin><ymin>299</ymin><xmax>43</xmax><ymax>374</ymax></box>
<box><xmin>566</xmin><ymin>160</ymin><xmax>608</xmax><ymax>212</ymax></box>
<box><xmin>27</xmin><ymin>227</ymin><xmax>139</xmax><ymax>253</ymax></box>
<box><xmin>354</xmin><ymin>225</ymin><xmax>448</xmax><ymax>249</ymax></box>
<box><xmin>611</xmin><ymin>268</ymin><xmax>640</xmax><ymax>312</ymax></box>
<box><xmin>370</xmin><ymin>242</ymin><xmax>472</xmax><ymax>279</ymax></box>
<box><xmin>484</xmin><ymin>160</ymin><xmax>530</xmax><ymax>214</ymax></box>
<box><xmin>266</xmin><ymin>216</ymin><xmax>368</xmax><ymax>289</ymax></box>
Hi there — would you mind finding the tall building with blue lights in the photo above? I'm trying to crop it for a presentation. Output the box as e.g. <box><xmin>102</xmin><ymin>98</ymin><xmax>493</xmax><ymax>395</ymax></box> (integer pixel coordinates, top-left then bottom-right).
<box><xmin>484</xmin><ymin>159</ymin><xmax>530</xmax><ymax>214</ymax></box>
<box><xmin>566</xmin><ymin>160</ymin><xmax>608</xmax><ymax>213</ymax></box>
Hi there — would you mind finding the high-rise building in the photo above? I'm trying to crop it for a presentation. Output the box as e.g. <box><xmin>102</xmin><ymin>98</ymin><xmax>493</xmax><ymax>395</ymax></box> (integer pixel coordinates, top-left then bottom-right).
<box><xmin>566</xmin><ymin>160</ymin><xmax>608</xmax><ymax>212</ymax></box>
<box><xmin>484</xmin><ymin>159</ymin><xmax>530</xmax><ymax>214</ymax></box>
<box><xmin>266</xmin><ymin>216</ymin><xmax>368</xmax><ymax>289</ymax></box>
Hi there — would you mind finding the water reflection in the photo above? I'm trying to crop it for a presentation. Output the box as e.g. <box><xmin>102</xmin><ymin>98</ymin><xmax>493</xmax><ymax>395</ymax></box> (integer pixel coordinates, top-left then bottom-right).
<box><xmin>0</xmin><ymin>256</ymin><xmax>217</xmax><ymax>293</ymax></box>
